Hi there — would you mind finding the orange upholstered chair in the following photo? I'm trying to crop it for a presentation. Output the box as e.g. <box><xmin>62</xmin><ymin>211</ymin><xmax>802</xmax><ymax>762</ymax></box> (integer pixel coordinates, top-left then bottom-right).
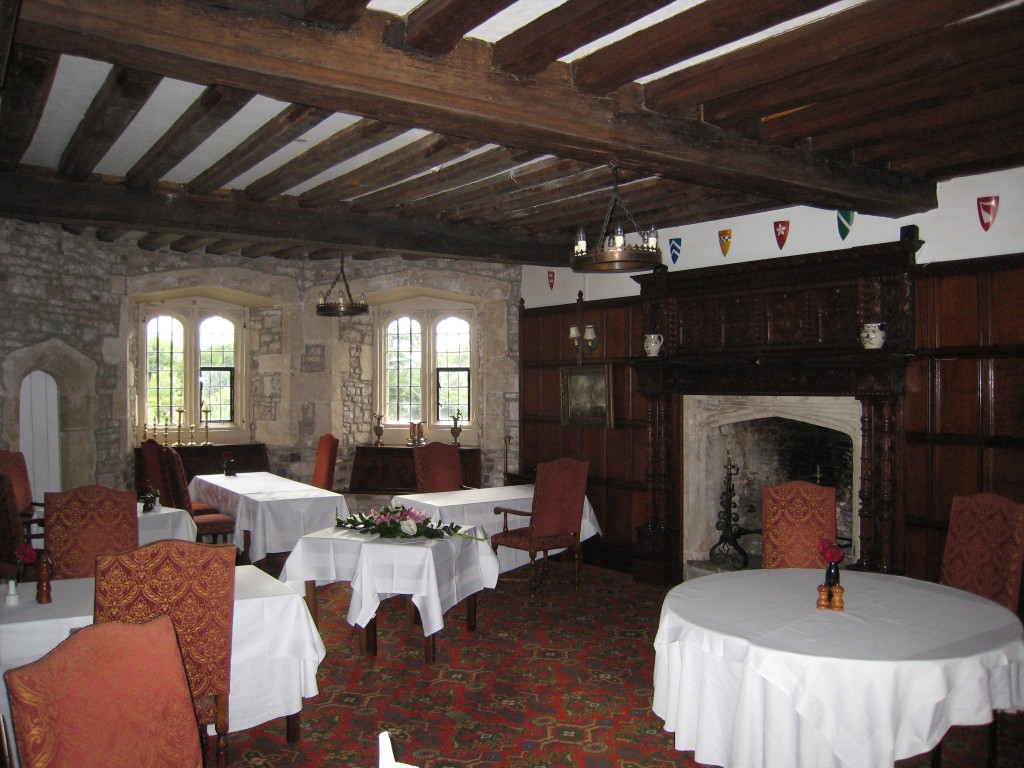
<box><xmin>5</xmin><ymin>615</ymin><xmax>203</xmax><ymax>768</ymax></box>
<box><xmin>491</xmin><ymin>458</ymin><xmax>589</xmax><ymax>593</ymax></box>
<box><xmin>762</xmin><ymin>480</ymin><xmax>837</xmax><ymax>569</ymax></box>
<box><xmin>312</xmin><ymin>433</ymin><xmax>340</xmax><ymax>491</ymax></box>
<box><xmin>0</xmin><ymin>450</ymin><xmax>43</xmax><ymax>523</ymax></box>
<box><xmin>163</xmin><ymin>446</ymin><xmax>236</xmax><ymax>545</ymax></box>
<box><xmin>94</xmin><ymin>540</ymin><xmax>236</xmax><ymax>768</ymax></box>
<box><xmin>932</xmin><ymin>492</ymin><xmax>1024</xmax><ymax>768</ymax></box>
<box><xmin>413</xmin><ymin>441</ymin><xmax>464</xmax><ymax>493</ymax></box>
<box><xmin>43</xmin><ymin>485</ymin><xmax>138</xmax><ymax>579</ymax></box>
<box><xmin>0</xmin><ymin>474</ymin><xmax>40</xmax><ymax>582</ymax></box>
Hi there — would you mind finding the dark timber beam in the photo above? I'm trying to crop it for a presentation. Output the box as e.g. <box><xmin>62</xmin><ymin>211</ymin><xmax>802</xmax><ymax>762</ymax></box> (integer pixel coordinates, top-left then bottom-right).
<box><xmin>16</xmin><ymin>0</ymin><xmax>937</xmax><ymax>217</ymax></box>
<box><xmin>0</xmin><ymin>0</ymin><xmax>21</xmax><ymax>90</ymax></box>
<box><xmin>0</xmin><ymin>170</ymin><xmax>568</xmax><ymax>265</ymax></box>
<box><xmin>0</xmin><ymin>43</ymin><xmax>57</xmax><ymax>169</ymax></box>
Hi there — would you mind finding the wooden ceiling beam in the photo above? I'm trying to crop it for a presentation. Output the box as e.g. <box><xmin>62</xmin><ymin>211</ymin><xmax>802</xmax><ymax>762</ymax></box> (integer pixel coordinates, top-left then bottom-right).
<box><xmin>299</xmin><ymin>134</ymin><xmax>483</xmax><ymax>207</ymax></box>
<box><xmin>204</xmin><ymin>239</ymin><xmax>248</xmax><ymax>254</ymax></box>
<box><xmin>0</xmin><ymin>43</ymin><xmax>57</xmax><ymax>169</ymax></box>
<box><xmin>244</xmin><ymin>117</ymin><xmax>406</xmax><ymax>202</ymax></box>
<box><xmin>58</xmin><ymin>65</ymin><xmax>162</xmax><ymax>180</ymax></box>
<box><xmin>0</xmin><ymin>0</ymin><xmax>22</xmax><ymax>90</ymax></box>
<box><xmin>0</xmin><ymin>169</ymin><xmax>567</xmax><ymax>265</ymax></box>
<box><xmin>573</xmin><ymin>0</ymin><xmax>833</xmax><ymax>95</ymax></box>
<box><xmin>125</xmin><ymin>84</ymin><xmax>253</xmax><ymax>188</ymax></box>
<box><xmin>645</xmin><ymin>0</ymin><xmax>1009</xmax><ymax>112</ymax></box>
<box><xmin>16</xmin><ymin>0</ymin><xmax>937</xmax><ymax>217</ymax></box>
<box><xmin>761</xmin><ymin>50</ymin><xmax>1024</xmax><ymax>146</ymax></box>
<box><xmin>288</xmin><ymin>0</ymin><xmax>369</xmax><ymax>28</ymax></box>
<box><xmin>883</xmin><ymin>119</ymin><xmax>1024</xmax><ymax>179</ymax></box>
<box><xmin>813</xmin><ymin>84</ymin><xmax>1024</xmax><ymax>156</ymax></box>
<box><xmin>395</xmin><ymin>0</ymin><xmax>517</xmax><ymax>56</ymax></box>
<box><xmin>399</xmin><ymin>156</ymin><xmax>590</xmax><ymax>218</ymax></box>
<box><xmin>702</xmin><ymin>5</ymin><xmax>1024</xmax><ymax>128</ymax></box>
<box><xmin>351</xmin><ymin>146</ymin><xmax>539</xmax><ymax>213</ymax></box>
<box><xmin>188</xmin><ymin>103</ymin><xmax>332</xmax><ymax>194</ymax></box>
<box><xmin>169</xmin><ymin>234</ymin><xmax>220</xmax><ymax>253</ymax></box>
<box><xmin>137</xmin><ymin>231</ymin><xmax>181</xmax><ymax>251</ymax></box>
<box><xmin>493</xmin><ymin>0</ymin><xmax>671</xmax><ymax>77</ymax></box>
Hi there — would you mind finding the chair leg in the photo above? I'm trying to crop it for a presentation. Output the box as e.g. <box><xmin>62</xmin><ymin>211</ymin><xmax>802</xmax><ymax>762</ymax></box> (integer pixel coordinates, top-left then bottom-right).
<box><xmin>988</xmin><ymin>715</ymin><xmax>998</xmax><ymax>768</ymax></box>
<box><xmin>215</xmin><ymin>695</ymin><xmax>229</xmax><ymax>768</ymax></box>
<box><xmin>528</xmin><ymin>554</ymin><xmax>537</xmax><ymax>594</ymax></box>
<box><xmin>574</xmin><ymin>546</ymin><xmax>580</xmax><ymax>590</ymax></box>
<box><xmin>286</xmin><ymin>712</ymin><xmax>301</xmax><ymax>743</ymax></box>
<box><xmin>930</xmin><ymin>742</ymin><xmax>941</xmax><ymax>768</ymax></box>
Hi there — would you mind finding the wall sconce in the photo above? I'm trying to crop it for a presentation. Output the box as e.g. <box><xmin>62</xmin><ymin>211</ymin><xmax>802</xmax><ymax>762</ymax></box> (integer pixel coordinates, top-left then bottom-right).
<box><xmin>569</xmin><ymin>324</ymin><xmax>599</xmax><ymax>353</ymax></box>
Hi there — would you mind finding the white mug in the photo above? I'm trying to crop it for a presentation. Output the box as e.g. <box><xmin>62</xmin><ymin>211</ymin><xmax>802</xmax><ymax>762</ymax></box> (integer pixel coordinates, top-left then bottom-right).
<box><xmin>644</xmin><ymin>333</ymin><xmax>664</xmax><ymax>357</ymax></box>
<box><xmin>859</xmin><ymin>323</ymin><xmax>886</xmax><ymax>349</ymax></box>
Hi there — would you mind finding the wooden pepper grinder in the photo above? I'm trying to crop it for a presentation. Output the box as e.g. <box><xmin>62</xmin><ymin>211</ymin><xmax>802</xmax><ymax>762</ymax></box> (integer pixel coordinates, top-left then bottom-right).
<box><xmin>830</xmin><ymin>585</ymin><xmax>845</xmax><ymax>611</ymax></box>
<box><xmin>36</xmin><ymin>555</ymin><xmax>52</xmax><ymax>604</ymax></box>
<box><xmin>816</xmin><ymin>584</ymin><xmax>831</xmax><ymax>610</ymax></box>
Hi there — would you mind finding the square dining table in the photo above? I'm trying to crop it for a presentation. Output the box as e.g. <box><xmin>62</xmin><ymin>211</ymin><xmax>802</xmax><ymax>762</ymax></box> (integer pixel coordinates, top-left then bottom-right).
<box><xmin>0</xmin><ymin>565</ymin><xmax>326</xmax><ymax>766</ymax></box>
<box><xmin>653</xmin><ymin>568</ymin><xmax>1024</xmax><ymax>768</ymax></box>
<box><xmin>392</xmin><ymin>484</ymin><xmax>601</xmax><ymax>574</ymax></box>
<box><xmin>136</xmin><ymin>501</ymin><xmax>198</xmax><ymax>544</ymax></box>
<box><xmin>189</xmin><ymin>471</ymin><xmax>348</xmax><ymax>563</ymax></box>
<box><xmin>280</xmin><ymin>525</ymin><xmax>498</xmax><ymax>663</ymax></box>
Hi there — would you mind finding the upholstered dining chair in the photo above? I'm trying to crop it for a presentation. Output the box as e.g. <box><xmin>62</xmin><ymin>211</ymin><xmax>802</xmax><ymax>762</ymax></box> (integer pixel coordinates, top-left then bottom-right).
<box><xmin>163</xmin><ymin>445</ymin><xmax>236</xmax><ymax>545</ymax></box>
<box><xmin>761</xmin><ymin>480</ymin><xmax>837</xmax><ymax>569</ymax></box>
<box><xmin>0</xmin><ymin>474</ymin><xmax>36</xmax><ymax>582</ymax></box>
<box><xmin>312</xmin><ymin>432</ymin><xmax>340</xmax><ymax>491</ymax></box>
<box><xmin>413</xmin><ymin>441</ymin><xmax>465</xmax><ymax>493</ymax></box>
<box><xmin>5</xmin><ymin>615</ymin><xmax>203</xmax><ymax>768</ymax></box>
<box><xmin>139</xmin><ymin>437</ymin><xmax>170</xmax><ymax>498</ymax></box>
<box><xmin>491</xmin><ymin>457</ymin><xmax>589</xmax><ymax>593</ymax></box>
<box><xmin>43</xmin><ymin>484</ymin><xmax>138</xmax><ymax>579</ymax></box>
<box><xmin>931</xmin><ymin>492</ymin><xmax>1024</xmax><ymax>768</ymax></box>
<box><xmin>0</xmin><ymin>450</ymin><xmax>44</xmax><ymax>546</ymax></box>
<box><xmin>94</xmin><ymin>539</ymin><xmax>236</xmax><ymax>768</ymax></box>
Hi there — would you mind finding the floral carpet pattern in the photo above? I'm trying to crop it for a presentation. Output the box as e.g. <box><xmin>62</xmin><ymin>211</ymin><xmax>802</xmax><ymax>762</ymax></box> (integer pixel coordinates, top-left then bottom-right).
<box><xmin>229</xmin><ymin>563</ymin><xmax>1022</xmax><ymax>768</ymax></box>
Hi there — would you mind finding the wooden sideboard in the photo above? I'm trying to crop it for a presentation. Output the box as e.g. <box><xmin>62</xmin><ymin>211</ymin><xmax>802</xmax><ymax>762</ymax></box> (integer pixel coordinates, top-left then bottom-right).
<box><xmin>348</xmin><ymin>445</ymin><xmax>481</xmax><ymax>494</ymax></box>
<box><xmin>134</xmin><ymin>442</ymin><xmax>270</xmax><ymax>489</ymax></box>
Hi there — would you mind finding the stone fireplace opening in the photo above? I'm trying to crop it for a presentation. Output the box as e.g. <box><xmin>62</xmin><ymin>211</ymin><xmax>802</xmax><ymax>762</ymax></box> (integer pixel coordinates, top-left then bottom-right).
<box><xmin>682</xmin><ymin>395</ymin><xmax>862</xmax><ymax>580</ymax></box>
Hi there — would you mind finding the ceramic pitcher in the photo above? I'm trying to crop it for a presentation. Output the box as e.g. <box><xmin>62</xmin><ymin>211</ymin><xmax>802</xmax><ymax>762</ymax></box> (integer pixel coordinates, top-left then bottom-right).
<box><xmin>858</xmin><ymin>323</ymin><xmax>886</xmax><ymax>349</ymax></box>
<box><xmin>644</xmin><ymin>333</ymin><xmax>664</xmax><ymax>357</ymax></box>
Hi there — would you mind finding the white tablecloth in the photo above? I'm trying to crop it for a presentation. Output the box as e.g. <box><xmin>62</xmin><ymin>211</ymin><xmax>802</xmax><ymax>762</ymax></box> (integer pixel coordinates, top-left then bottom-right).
<box><xmin>137</xmin><ymin>502</ymin><xmax>198</xmax><ymax>544</ymax></box>
<box><xmin>189</xmin><ymin>472</ymin><xmax>347</xmax><ymax>562</ymax></box>
<box><xmin>653</xmin><ymin>569</ymin><xmax>1024</xmax><ymax>768</ymax></box>
<box><xmin>0</xmin><ymin>565</ymin><xmax>325</xmax><ymax>761</ymax></box>
<box><xmin>280</xmin><ymin>526</ymin><xmax>498</xmax><ymax>637</ymax></box>
<box><xmin>392</xmin><ymin>485</ymin><xmax>601</xmax><ymax>573</ymax></box>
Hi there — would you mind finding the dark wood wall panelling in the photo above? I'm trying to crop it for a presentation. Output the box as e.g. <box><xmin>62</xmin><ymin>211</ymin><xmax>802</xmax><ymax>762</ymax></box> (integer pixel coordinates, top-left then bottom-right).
<box><xmin>518</xmin><ymin>298</ymin><xmax>650</xmax><ymax>572</ymax></box>
<box><xmin>903</xmin><ymin>253</ymin><xmax>1024</xmax><ymax>590</ymax></box>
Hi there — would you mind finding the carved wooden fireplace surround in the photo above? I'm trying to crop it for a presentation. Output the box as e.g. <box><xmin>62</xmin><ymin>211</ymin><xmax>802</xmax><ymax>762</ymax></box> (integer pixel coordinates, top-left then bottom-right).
<box><xmin>630</xmin><ymin>231</ymin><xmax>921</xmax><ymax>583</ymax></box>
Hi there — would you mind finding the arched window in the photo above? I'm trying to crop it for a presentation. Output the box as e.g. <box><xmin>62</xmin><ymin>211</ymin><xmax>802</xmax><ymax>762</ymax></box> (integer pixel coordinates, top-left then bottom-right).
<box><xmin>139</xmin><ymin>300</ymin><xmax>247</xmax><ymax>440</ymax></box>
<box><xmin>377</xmin><ymin>301</ymin><xmax>476</xmax><ymax>443</ymax></box>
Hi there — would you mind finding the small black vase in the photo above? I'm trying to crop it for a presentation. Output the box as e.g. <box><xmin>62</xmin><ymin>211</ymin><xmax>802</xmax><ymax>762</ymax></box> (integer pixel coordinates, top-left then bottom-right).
<box><xmin>825</xmin><ymin>562</ymin><xmax>840</xmax><ymax>589</ymax></box>
<box><xmin>223</xmin><ymin>459</ymin><xmax>237</xmax><ymax>476</ymax></box>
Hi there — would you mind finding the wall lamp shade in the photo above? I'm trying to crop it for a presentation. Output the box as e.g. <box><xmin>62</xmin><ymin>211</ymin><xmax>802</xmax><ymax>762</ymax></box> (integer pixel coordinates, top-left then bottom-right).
<box><xmin>317</xmin><ymin>254</ymin><xmax>368</xmax><ymax>317</ymax></box>
<box><xmin>571</xmin><ymin>163</ymin><xmax>662</xmax><ymax>273</ymax></box>
<box><xmin>569</xmin><ymin>324</ymin><xmax>599</xmax><ymax>353</ymax></box>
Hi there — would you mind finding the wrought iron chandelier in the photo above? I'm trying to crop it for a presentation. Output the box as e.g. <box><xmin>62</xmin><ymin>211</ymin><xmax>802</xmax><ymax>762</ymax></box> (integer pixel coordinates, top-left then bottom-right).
<box><xmin>571</xmin><ymin>162</ymin><xmax>662</xmax><ymax>273</ymax></box>
<box><xmin>316</xmin><ymin>254</ymin><xmax>368</xmax><ymax>317</ymax></box>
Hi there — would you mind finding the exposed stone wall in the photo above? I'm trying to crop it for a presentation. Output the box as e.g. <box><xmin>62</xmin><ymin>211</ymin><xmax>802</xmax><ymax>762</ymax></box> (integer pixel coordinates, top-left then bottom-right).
<box><xmin>0</xmin><ymin>218</ymin><xmax>521</xmax><ymax>502</ymax></box>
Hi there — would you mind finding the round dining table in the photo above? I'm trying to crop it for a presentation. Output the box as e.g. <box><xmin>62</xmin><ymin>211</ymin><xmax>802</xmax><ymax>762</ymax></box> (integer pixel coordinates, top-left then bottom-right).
<box><xmin>653</xmin><ymin>568</ymin><xmax>1024</xmax><ymax>768</ymax></box>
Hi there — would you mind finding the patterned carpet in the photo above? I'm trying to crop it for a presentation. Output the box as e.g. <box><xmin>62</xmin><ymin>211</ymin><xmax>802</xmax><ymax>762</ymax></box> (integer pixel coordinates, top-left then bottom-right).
<box><xmin>228</xmin><ymin>562</ymin><xmax>1022</xmax><ymax>768</ymax></box>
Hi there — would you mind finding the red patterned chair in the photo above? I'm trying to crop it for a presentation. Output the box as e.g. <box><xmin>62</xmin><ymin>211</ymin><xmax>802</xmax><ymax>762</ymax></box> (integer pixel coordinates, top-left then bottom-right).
<box><xmin>94</xmin><ymin>540</ymin><xmax>236</xmax><ymax>768</ymax></box>
<box><xmin>932</xmin><ymin>492</ymin><xmax>1024</xmax><ymax>768</ymax></box>
<box><xmin>0</xmin><ymin>450</ymin><xmax>45</xmax><ymax>549</ymax></box>
<box><xmin>312</xmin><ymin>432</ymin><xmax>340</xmax><ymax>491</ymax></box>
<box><xmin>139</xmin><ymin>437</ymin><xmax>170</xmax><ymax>498</ymax></box>
<box><xmin>43</xmin><ymin>485</ymin><xmax>138</xmax><ymax>579</ymax></box>
<box><xmin>4</xmin><ymin>615</ymin><xmax>203</xmax><ymax>768</ymax></box>
<box><xmin>164</xmin><ymin>446</ymin><xmax>236</xmax><ymax>545</ymax></box>
<box><xmin>491</xmin><ymin>458</ymin><xmax>589</xmax><ymax>593</ymax></box>
<box><xmin>413</xmin><ymin>441</ymin><xmax>465</xmax><ymax>493</ymax></box>
<box><xmin>762</xmin><ymin>481</ymin><xmax>837</xmax><ymax>569</ymax></box>
<box><xmin>0</xmin><ymin>475</ymin><xmax>36</xmax><ymax>582</ymax></box>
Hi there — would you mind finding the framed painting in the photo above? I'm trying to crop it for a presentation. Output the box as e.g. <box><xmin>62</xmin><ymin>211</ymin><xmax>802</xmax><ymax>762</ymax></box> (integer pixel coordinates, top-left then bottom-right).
<box><xmin>560</xmin><ymin>364</ymin><xmax>613</xmax><ymax>427</ymax></box>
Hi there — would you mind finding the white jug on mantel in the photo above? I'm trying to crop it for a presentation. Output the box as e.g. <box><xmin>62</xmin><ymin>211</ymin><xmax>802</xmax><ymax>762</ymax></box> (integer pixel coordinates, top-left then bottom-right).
<box><xmin>644</xmin><ymin>333</ymin><xmax>664</xmax><ymax>357</ymax></box>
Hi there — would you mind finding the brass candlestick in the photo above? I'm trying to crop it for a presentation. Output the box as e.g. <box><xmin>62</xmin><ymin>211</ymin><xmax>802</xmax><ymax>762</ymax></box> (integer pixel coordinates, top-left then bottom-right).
<box><xmin>174</xmin><ymin>408</ymin><xmax>184</xmax><ymax>446</ymax></box>
<box><xmin>187</xmin><ymin>424</ymin><xmax>197</xmax><ymax>446</ymax></box>
<box><xmin>162</xmin><ymin>422</ymin><xmax>170</xmax><ymax>445</ymax></box>
<box><xmin>202</xmin><ymin>409</ymin><xmax>212</xmax><ymax>445</ymax></box>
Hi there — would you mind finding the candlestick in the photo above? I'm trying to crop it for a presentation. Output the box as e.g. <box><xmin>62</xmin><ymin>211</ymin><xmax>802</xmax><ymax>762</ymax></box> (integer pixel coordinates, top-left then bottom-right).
<box><xmin>187</xmin><ymin>424</ymin><xmax>197</xmax><ymax>446</ymax></box>
<box><xmin>162</xmin><ymin>422</ymin><xmax>169</xmax><ymax>445</ymax></box>
<box><xmin>202</xmin><ymin>409</ymin><xmax>212</xmax><ymax>445</ymax></box>
<box><xmin>174</xmin><ymin>408</ymin><xmax>184</xmax><ymax>446</ymax></box>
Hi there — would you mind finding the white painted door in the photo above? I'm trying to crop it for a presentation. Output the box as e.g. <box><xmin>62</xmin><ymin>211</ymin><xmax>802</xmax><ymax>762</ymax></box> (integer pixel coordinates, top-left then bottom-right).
<box><xmin>19</xmin><ymin>370</ymin><xmax>62</xmax><ymax>495</ymax></box>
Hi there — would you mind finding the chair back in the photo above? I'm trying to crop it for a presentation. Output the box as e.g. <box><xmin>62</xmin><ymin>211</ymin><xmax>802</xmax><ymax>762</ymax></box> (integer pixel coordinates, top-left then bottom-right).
<box><xmin>139</xmin><ymin>438</ymin><xmax>170</xmax><ymax>498</ymax></box>
<box><xmin>413</xmin><ymin>442</ymin><xmax>463</xmax><ymax>493</ymax></box>
<box><xmin>0</xmin><ymin>450</ymin><xmax>35</xmax><ymax>519</ymax></box>
<box><xmin>162</xmin><ymin>446</ymin><xmax>196</xmax><ymax>513</ymax></box>
<box><xmin>762</xmin><ymin>480</ymin><xmax>837</xmax><ymax>569</ymax></box>
<box><xmin>312</xmin><ymin>433</ymin><xmax>340</xmax><ymax>491</ymax></box>
<box><xmin>940</xmin><ymin>493</ymin><xmax>1024</xmax><ymax>613</ymax></box>
<box><xmin>43</xmin><ymin>485</ymin><xmax>138</xmax><ymax>579</ymax></box>
<box><xmin>5</xmin><ymin>615</ymin><xmax>204</xmax><ymax>768</ymax></box>
<box><xmin>0</xmin><ymin>475</ymin><xmax>26</xmax><ymax>580</ymax></box>
<box><xmin>530</xmin><ymin>458</ymin><xmax>589</xmax><ymax>538</ymax></box>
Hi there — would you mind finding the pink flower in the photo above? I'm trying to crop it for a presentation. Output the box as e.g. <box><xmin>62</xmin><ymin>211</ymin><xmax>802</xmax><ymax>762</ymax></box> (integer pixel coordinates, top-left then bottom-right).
<box><xmin>15</xmin><ymin>542</ymin><xmax>37</xmax><ymax>565</ymax></box>
<box><xmin>405</xmin><ymin>507</ymin><xmax>428</xmax><ymax>523</ymax></box>
<box><xmin>818</xmin><ymin>538</ymin><xmax>831</xmax><ymax>555</ymax></box>
<box><xmin>824</xmin><ymin>545</ymin><xmax>844</xmax><ymax>564</ymax></box>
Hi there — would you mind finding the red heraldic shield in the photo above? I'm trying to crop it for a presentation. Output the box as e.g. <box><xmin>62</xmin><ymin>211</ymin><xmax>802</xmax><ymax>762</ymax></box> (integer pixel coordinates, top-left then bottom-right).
<box><xmin>977</xmin><ymin>196</ymin><xmax>999</xmax><ymax>231</ymax></box>
<box><xmin>547</xmin><ymin>270</ymin><xmax>555</xmax><ymax>290</ymax></box>
<box><xmin>774</xmin><ymin>220</ymin><xmax>789</xmax><ymax>250</ymax></box>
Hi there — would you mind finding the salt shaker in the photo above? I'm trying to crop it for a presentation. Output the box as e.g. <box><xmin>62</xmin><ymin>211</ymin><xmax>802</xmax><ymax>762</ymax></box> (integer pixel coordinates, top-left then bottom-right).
<box><xmin>36</xmin><ymin>555</ymin><xmax>52</xmax><ymax>604</ymax></box>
